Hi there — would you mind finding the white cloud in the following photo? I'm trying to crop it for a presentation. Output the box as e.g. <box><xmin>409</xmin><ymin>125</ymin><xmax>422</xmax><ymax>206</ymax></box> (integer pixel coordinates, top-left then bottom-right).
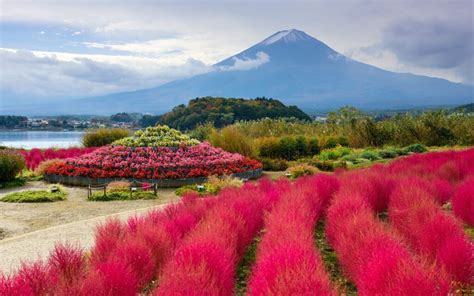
<box><xmin>0</xmin><ymin>48</ymin><xmax>212</xmax><ymax>103</ymax></box>
<box><xmin>216</xmin><ymin>52</ymin><xmax>270</xmax><ymax>71</ymax></box>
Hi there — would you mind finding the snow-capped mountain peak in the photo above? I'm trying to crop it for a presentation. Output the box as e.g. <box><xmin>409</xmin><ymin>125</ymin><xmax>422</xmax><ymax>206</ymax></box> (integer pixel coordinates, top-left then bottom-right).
<box><xmin>260</xmin><ymin>29</ymin><xmax>314</xmax><ymax>45</ymax></box>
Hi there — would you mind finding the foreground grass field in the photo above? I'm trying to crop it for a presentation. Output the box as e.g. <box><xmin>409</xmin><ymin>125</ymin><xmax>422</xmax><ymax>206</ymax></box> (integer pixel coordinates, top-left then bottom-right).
<box><xmin>1</xmin><ymin>148</ymin><xmax>473</xmax><ymax>294</ymax></box>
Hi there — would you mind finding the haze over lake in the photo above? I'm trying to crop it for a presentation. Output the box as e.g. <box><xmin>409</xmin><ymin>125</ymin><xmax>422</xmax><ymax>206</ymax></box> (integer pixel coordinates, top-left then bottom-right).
<box><xmin>0</xmin><ymin>131</ymin><xmax>84</xmax><ymax>149</ymax></box>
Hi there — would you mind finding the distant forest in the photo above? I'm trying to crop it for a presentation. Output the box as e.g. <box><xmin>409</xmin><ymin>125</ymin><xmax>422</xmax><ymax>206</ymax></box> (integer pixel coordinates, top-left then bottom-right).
<box><xmin>141</xmin><ymin>97</ymin><xmax>311</xmax><ymax>130</ymax></box>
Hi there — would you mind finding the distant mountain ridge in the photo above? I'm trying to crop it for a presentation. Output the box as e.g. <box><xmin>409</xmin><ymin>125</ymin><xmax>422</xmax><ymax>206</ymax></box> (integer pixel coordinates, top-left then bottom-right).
<box><xmin>4</xmin><ymin>29</ymin><xmax>473</xmax><ymax>115</ymax></box>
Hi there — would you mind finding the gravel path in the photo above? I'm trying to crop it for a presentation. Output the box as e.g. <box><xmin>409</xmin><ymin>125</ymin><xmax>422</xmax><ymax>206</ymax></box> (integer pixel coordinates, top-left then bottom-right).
<box><xmin>0</xmin><ymin>181</ymin><xmax>179</xmax><ymax>239</ymax></box>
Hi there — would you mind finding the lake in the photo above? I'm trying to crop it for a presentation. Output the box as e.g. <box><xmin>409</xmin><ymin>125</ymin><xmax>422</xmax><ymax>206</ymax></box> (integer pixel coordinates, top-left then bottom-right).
<box><xmin>0</xmin><ymin>131</ymin><xmax>84</xmax><ymax>149</ymax></box>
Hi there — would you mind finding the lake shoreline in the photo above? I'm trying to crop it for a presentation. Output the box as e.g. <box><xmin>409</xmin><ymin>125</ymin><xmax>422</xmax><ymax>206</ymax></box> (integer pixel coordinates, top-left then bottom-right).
<box><xmin>0</xmin><ymin>131</ymin><xmax>85</xmax><ymax>149</ymax></box>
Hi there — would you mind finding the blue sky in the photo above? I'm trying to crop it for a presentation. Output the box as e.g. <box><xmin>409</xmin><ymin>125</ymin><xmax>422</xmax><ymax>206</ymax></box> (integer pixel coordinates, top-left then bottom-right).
<box><xmin>0</xmin><ymin>0</ymin><xmax>472</xmax><ymax>103</ymax></box>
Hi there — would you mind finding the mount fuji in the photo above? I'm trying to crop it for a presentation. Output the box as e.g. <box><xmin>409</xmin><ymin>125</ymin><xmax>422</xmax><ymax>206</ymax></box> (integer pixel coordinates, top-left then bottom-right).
<box><xmin>10</xmin><ymin>29</ymin><xmax>474</xmax><ymax>115</ymax></box>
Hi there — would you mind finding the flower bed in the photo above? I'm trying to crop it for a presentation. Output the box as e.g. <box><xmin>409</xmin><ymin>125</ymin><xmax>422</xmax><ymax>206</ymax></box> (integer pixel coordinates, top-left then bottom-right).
<box><xmin>45</xmin><ymin>142</ymin><xmax>262</xmax><ymax>181</ymax></box>
<box><xmin>18</xmin><ymin>147</ymin><xmax>97</xmax><ymax>170</ymax></box>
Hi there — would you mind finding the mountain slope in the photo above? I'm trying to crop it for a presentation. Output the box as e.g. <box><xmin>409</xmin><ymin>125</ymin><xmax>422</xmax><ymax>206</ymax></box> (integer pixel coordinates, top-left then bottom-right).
<box><xmin>6</xmin><ymin>29</ymin><xmax>473</xmax><ymax>115</ymax></box>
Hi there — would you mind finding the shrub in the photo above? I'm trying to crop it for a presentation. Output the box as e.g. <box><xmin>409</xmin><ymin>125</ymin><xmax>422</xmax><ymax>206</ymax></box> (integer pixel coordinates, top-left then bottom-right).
<box><xmin>317</xmin><ymin>146</ymin><xmax>351</xmax><ymax>161</ymax></box>
<box><xmin>258</xmin><ymin>158</ymin><xmax>288</xmax><ymax>171</ymax></box>
<box><xmin>175</xmin><ymin>175</ymin><xmax>243</xmax><ymax>196</ymax></box>
<box><xmin>34</xmin><ymin>159</ymin><xmax>64</xmax><ymax>177</ymax></box>
<box><xmin>248</xmin><ymin>175</ymin><xmax>337</xmax><ymax>295</ymax></box>
<box><xmin>114</xmin><ymin>125</ymin><xmax>199</xmax><ymax>147</ymax></box>
<box><xmin>389</xmin><ymin>179</ymin><xmax>473</xmax><ymax>286</ymax></box>
<box><xmin>310</xmin><ymin>159</ymin><xmax>347</xmax><ymax>172</ymax></box>
<box><xmin>88</xmin><ymin>190</ymin><xmax>156</xmax><ymax>201</ymax></box>
<box><xmin>48</xmin><ymin>243</ymin><xmax>86</xmax><ymax>293</ymax></box>
<box><xmin>326</xmin><ymin>192</ymin><xmax>449</xmax><ymax>294</ymax></box>
<box><xmin>403</xmin><ymin>143</ymin><xmax>428</xmax><ymax>154</ymax></box>
<box><xmin>322</xmin><ymin>136</ymin><xmax>349</xmax><ymax>149</ymax></box>
<box><xmin>154</xmin><ymin>180</ymin><xmax>290</xmax><ymax>295</ymax></box>
<box><xmin>451</xmin><ymin>177</ymin><xmax>474</xmax><ymax>227</ymax></box>
<box><xmin>206</xmin><ymin>175</ymin><xmax>243</xmax><ymax>193</ymax></box>
<box><xmin>0</xmin><ymin>177</ymin><xmax>27</xmax><ymax>189</ymax></box>
<box><xmin>257</xmin><ymin>136</ymin><xmax>319</xmax><ymax>160</ymax></box>
<box><xmin>378</xmin><ymin>148</ymin><xmax>398</xmax><ymax>158</ymax></box>
<box><xmin>360</xmin><ymin>150</ymin><xmax>381</xmax><ymax>161</ymax></box>
<box><xmin>83</xmin><ymin>128</ymin><xmax>130</xmax><ymax>147</ymax></box>
<box><xmin>1</xmin><ymin>184</ymin><xmax>66</xmax><ymax>203</ymax></box>
<box><xmin>0</xmin><ymin>150</ymin><xmax>25</xmax><ymax>182</ymax></box>
<box><xmin>209</xmin><ymin>126</ymin><xmax>255</xmax><ymax>157</ymax></box>
<box><xmin>286</xmin><ymin>163</ymin><xmax>319</xmax><ymax>179</ymax></box>
<box><xmin>107</xmin><ymin>181</ymin><xmax>131</xmax><ymax>193</ymax></box>
<box><xmin>19</xmin><ymin>147</ymin><xmax>97</xmax><ymax>170</ymax></box>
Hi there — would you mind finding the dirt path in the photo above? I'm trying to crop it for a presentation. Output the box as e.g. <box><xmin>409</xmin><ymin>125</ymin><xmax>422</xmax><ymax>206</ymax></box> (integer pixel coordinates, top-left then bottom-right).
<box><xmin>0</xmin><ymin>181</ymin><xmax>179</xmax><ymax>240</ymax></box>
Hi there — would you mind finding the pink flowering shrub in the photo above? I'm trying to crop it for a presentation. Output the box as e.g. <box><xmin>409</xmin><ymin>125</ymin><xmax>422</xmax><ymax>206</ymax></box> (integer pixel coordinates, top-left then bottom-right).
<box><xmin>45</xmin><ymin>142</ymin><xmax>261</xmax><ymax>179</ymax></box>
<box><xmin>18</xmin><ymin>147</ymin><xmax>97</xmax><ymax>170</ymax></box>
<box><xmin>452</xmin><ymin>177</ymin><xmax>474</xmax><ymax>227</ymax></box>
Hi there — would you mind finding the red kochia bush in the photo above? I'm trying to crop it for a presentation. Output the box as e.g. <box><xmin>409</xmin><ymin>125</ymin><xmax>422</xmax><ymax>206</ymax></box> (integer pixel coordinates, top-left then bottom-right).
<box><xmin>83</xmin><ymin>193</ymin><xmax>217</xmax><ymax>294</ymax></box>
<box><xmin>248</xmin><ymin>174</ymin><xmax>338</xmax><ymax>295</ymax></box>
<box><xmin>337</xmin><ymin>168</ymin><xmax>394</xmax><ymax>212</ymax></box>
<box><xmin>326</xmin><ymin>191</ymin><xmax>450</xmax><ymax>295</ymax></box>
<box><xmin>389</xmin><ymin>180</ymin><xmax>474</xmax><ymax>286</ymax></box>
<box><xmin>18</xmin><ymin>147</ymin><xmax>97</xmax><ymax>170</ymax></box>
<box><xmin>0</xmin><ymin>244</ymin><xmax>86</xmax><ymax>296</ymax></box>
<box><xmin>154</xmin><ymin>179</ymin><xmax>290</xmax><ymax>295</ymax></box>
<box><xmin>48</xmin><ymin>244</ymin><xmax>86</xmax><ymax>293</ymax></box>
<box><xmin>452</xmin><ymin>177</ymin><xmax>474</xmax><ymax>227</ymax></box>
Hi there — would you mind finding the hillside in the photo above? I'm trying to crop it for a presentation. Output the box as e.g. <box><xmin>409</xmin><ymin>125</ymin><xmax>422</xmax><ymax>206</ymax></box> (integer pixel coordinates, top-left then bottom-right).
<box><xmin>453</xmin><ymin>103</ymin><xmax>474</xmax><ymax>113</ymax></box>
<box><xmin>4</xmin><ymin>29</ymin><xmax>472</xmax><ymax>115</ymax></box>
<box><xmin>150</xmin><ymin>97</ymin><xmax>311</xmax><ymax>130</ymax></box>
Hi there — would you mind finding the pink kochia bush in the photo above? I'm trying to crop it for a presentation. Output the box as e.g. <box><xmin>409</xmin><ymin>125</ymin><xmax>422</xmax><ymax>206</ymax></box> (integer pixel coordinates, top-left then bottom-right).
<box><xmin>248</xmin><ymin>174</ymin><xmax>339</xmax><ymax>295</ymax></box>
<box><xmin>452</xmin><ymin>177</ymin><xmax>474</xmax><ymax>227</ymax></box>
<box><xmin>154</xmin><ymin>178</ymin><xmax>290</xmax><ymax>295</ymax></box>
<box><xmin>0</xmin><ymin>244</ymin><xmax>86</xmax><ymax>295</ymax></box>
<box><xmin>81</xmin><ymin>193</ymin><xmax>216</xmax><ymax>295</ymax></box>
<box><xmin>45</xmin><ymin>142</ymin><xmax>262</xmax><ymax>179</ymax></box>
<box><xmin>326</xmin><ymin>183</ymin><xmax>450</xmax><ymax>294</ymax></box>
<box><xmin>18</xmin><ymin>147</ymin><xmax>97</xmax><ymax>170</ymax></box>
<box><xmin>389</xmin><ymin>179</ymin><xmax>474</xmax><ymax>286</ymax></box>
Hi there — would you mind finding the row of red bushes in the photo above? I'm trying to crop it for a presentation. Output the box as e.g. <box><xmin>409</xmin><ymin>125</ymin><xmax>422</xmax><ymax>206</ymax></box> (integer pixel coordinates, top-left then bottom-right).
<box><xmin>326</xmin><ymin>174</ymin><xmax>451</xmax><ymax>294</ymax></box>
<box><xmin>154</xmin><ymin>179</ymin><xmax>290</xmax><ymax>294</ymax></box>
<box><xmin>389</xmin><ymin>178</ymin><xmax>473</xmax><ymax>285</ymax></box>
<box><xmin>247</xmin><ymin>174</ymin><xmax>338</xmax><ymax>295</ymax></box>
<box><xmin>17</xmin><ymin>148</ymin><xmax>97</xmax><ymax>170</ymax></box>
